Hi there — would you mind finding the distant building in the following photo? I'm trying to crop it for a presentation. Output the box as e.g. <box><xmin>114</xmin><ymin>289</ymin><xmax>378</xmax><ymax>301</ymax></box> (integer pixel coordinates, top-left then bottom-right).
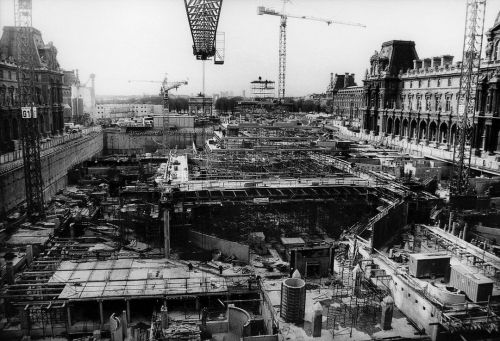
<box><xmin>189</xmin><ymin>96</ymin><xmax>213</xmax><ymax>116</ymax></box>
<box><xmin>330</xmin><ymin>12</ymin><xmax>500</xmax><ymax>155</ymax></box>
<box><xmin>96</xmin><ymin>104</ymin><xmax>162</xmax><ymax>121</ymax></box>
<box><xmin>71</xmin><ymin>73</ymin><xmax>96</xmax><ymax>123</ymax></box>
<box><xmin>328</xmin><ymin>73</ymin><xmax>362</xmax><ymax>128</ymax></box>
<box><xmin>0</xmin><ymin>26</ymin><xmax>65</xmax><ymax>153</ymax></box>
<box><xmin>62</xmin><ymin>70</ymin><xmax>77</xmax><ymax>123</ymax></box>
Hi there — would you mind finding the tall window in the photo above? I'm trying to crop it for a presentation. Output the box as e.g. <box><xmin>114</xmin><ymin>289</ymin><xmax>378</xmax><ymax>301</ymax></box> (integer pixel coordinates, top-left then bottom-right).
<box><xmin>495</xmin><ymin>41</ymin><xmax>500</xmax><ymax>61</ymax></box>
<box><xmin>437</xmin><ymin>79</ymin><xmax>441</xmax><ymax>87</ymax></box>
<box><xmin>427</xmin><ymin>79</ymin><xmax>431</xmax><ymax>87</ymax></box>
<box><xmin>425</xmin><ymin>97</ymin><xmax>431</xmax><ymax>111</ymax></box>
<box><xmin>445</xmin><ymin>96</ymin><xmax>451</xmax><ymax>111</ymax></box>
<box><xmin>418</xmin><ymin>80</ymin><xmax>422</xmax><ymax>88</ymax></box>
<box><xmin>417</xmin><ymin>96</ymin><xmax>422</xmax><ymax>110</ymax></box>
<box><xmin>447</xmin><ymin>78</ymin><xmax>452</xmax><ymax>86</ymax></box>
<box><xmin>409</xmin><ymin>96</ymin><xmax>413</xmax><ymax>110</ymax></box>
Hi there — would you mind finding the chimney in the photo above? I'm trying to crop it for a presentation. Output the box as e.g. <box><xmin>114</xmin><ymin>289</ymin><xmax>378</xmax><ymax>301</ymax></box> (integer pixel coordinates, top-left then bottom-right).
<box><xmin>423</xmin><ymin>58</ymin><xmax>432</xmax><ymax>69</ymax></box>
<box><xmin>431</xmin><ymin>57</ymin><xmax>441</xmax><ymax>68</ymax></box>
<box><xmin>344</xmin><ymin>73</ymin><xmax>350</xmax><ymax>88</ymax></box>
<box><xmin>441</xmin><ymin>55</ymin><xmax>454</xmax><ymax>67</ymax></box>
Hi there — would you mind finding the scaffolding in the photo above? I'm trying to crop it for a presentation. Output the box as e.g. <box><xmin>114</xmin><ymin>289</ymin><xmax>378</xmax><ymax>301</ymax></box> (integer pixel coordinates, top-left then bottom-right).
<box><xmin>251</xmin><ymin>77</ymin><xmax>275</xmax><ymax>98</ymax></box>
<box><xmin>327</xmin><ymin>243</ymin><xmax>390</xmax><ymax>338</ymax></box>
<box><xmin>189</xmin><ymin>150</ymin><xmax>353</xmax><ymax>181</ymax></box>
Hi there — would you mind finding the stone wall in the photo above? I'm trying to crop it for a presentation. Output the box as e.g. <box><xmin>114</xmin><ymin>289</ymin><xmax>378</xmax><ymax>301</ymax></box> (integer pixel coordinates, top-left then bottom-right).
<box><xmin>189</xmin><ymin>230</ymin><xmax>250</xmax><ymax>263</ymax></box>
<box><xmin>0</xmin><ymin>131</ymin><xmax>103</xmax><ymax>213</ymax></box>
<box><xmin>104</xmin><ymin>128</ymin><xmax>209</xmax><ymax>154</ymax></box>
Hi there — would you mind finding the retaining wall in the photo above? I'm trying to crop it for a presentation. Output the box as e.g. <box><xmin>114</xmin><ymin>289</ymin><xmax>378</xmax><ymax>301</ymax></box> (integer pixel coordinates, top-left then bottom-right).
<box><xmin>0</xmin><ymin>131</ymin><xmax>103</xmax><ymax>213</ymax></box>
<box><xmin>189</xmin><ymin>230</ymin><xmax>250</xmax><ymax>263</ymax></box>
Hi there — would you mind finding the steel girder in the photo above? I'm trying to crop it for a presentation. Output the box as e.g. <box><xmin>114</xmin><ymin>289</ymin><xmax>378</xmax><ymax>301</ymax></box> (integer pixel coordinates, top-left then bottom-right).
<box><xmin>184</xmin><ymin>0</ymin><xmax>223</xmax><ymax>60</ymax></box>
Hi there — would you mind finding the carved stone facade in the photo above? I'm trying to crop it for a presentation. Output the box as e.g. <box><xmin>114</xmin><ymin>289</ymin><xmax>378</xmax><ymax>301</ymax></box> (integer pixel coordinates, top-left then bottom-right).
<box><xmin>337</xmin><ymin>16</ymin><xmax>500</xmax><ymax>155</ymax></box>
<box><xmin>388</xmin><ymin>55</ymin><xmax>459</xmax><ymax>150</ymax></box>
<box><xmin>0</xmin><ymin>26</ymin><xmax>65</xmax><ymax>153</ymax></box>
<box><xmin>330</xmin><ymin>81</ymin><xmax>363</xmax><ymax>129</ymax></box>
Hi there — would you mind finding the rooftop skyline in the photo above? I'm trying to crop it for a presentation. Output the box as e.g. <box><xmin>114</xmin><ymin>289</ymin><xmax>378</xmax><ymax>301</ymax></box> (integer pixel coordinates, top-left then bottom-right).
<box><xmin>1</xmin><ymin>0</ymin><xmax>500</xmax><ymax>97</ymax></box>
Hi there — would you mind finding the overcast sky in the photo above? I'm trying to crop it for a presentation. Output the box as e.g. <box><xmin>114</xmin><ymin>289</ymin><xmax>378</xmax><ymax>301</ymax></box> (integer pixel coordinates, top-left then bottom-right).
<box><xmin>1</xmin><ymin>0</ymin><xmax>500</xmax><ymax>97</ymax></box>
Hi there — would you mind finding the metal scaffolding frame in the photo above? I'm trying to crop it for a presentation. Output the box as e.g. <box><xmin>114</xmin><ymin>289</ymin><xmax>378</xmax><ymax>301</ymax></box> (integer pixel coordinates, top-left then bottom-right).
<box><xmin>327</xmin><ymin>244</ymin><xmax>390</xmax><ymax>338</ymax></box>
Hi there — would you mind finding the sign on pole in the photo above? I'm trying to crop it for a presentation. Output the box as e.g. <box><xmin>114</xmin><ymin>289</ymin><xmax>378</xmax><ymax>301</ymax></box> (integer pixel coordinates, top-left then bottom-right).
<box><xmin>21</xmin><ymin>106</ymin><xmax>37</xmax><ymax>119</ymax></box>
<box><xmin>21</xmin><ymin>107</ymin><xmax>31</xmax><ymax>118</ymax></box>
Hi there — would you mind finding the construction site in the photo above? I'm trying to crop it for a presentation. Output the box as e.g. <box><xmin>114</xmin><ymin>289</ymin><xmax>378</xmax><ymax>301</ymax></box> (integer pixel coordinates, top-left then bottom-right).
<box><xmin>1</xmin><ymin>0</ymin><xmax>500</xmax><ymax>341</ymax></box>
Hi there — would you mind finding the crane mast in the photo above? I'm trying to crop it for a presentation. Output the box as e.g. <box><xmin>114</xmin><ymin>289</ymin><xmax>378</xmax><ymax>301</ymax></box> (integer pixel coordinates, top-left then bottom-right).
<box><xmin>451</xmin><ymin>0</ymin><xmax>486</xmax><ymax>199</ymax></box>
<box><xmin>279</xmin><ymin>15</ymin><xmax>287</xmax><ymax>100</ymax></box>
<box><xmin>128</xmin><ymin>76</ymin><xmax>188</xmax><ymax>153</ymax></box>
<box><xmin>258</xmin><ymin>2</ymin><xmax>365</xmax><ymax>101</ymax></box>
<box><xmin>15</xmin><ymin>0</ymin><xmax>45</xmax><ymax>219</ymax></box>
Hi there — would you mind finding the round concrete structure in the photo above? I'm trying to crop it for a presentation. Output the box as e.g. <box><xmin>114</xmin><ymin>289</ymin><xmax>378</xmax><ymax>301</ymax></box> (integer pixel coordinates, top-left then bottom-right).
<box><xmin>280</xmin><ymin>277</ymin><xmax>306</xmax><ymax>323</ymax></box>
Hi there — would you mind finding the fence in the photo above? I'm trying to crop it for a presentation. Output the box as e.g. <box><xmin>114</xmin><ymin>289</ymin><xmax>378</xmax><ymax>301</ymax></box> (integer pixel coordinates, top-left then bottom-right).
<box><xmin>173</xmin><ymin>177</ymin><xmax>371</xmax><ymax>192</ymax></box>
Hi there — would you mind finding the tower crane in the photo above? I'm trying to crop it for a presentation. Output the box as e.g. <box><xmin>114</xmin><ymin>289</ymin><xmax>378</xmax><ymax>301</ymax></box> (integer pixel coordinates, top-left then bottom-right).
<box><xmin>15</xmin><ymin>0</ymin><xmax>44</xmax><ymax>219</ymax></box>
<box><xmin>128</xmin><ymin>75</ymin><xmax>188</xmax><ymax>152</ymax></box>
<box><xmin>258</xmin><ymin>1</ymin><xmax>365</xmax><ymax>100</ymax></box>
<box><xmin>184</xmin><ymin>0</ymin><xmax>224</xmax><ymax>106</ymax></box>
<box><xmin>450</xmin><ymin>0</ymin><xmax>486</xmax><ymax>204</ymax></box>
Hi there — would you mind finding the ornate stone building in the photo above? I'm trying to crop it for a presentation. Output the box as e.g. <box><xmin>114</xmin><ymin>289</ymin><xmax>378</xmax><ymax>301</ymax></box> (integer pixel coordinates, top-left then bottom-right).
<box><xmin>0</xmin><ymin>26</ymin><xmax>65</xmax><ymax>153</ymax></box>
<box><xmin>363</xmin><ymin>40</ymin><xmax>418</xmax><ymax>135</ymax></box>
<box><xmin>333</xmin><ymin>15</ymin><xmax>500</xmax><ymax>156</ymax></box>
<box><xmin>387</xmin><ymin>54</ymin><xmax>459</xmax><ymax>149</ymax></box>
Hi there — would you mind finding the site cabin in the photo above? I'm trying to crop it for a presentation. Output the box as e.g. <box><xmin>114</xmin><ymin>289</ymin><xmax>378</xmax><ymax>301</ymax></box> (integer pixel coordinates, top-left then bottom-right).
<box><xmin>408</xmin><ymin>253</ymin><xmax>451</xmax><ymax>279</ymax></box>
<box><xmin>449</xmin><ymin>263</ymin><xmax>494</xmax><ymax>303</ymax></box>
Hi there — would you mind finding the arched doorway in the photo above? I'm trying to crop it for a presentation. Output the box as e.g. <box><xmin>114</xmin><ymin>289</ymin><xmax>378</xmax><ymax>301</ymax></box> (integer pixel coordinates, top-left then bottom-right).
<box><xmin>419</xmin><ymin>120</ymin><xmax>427</xmax><ymax>140</ymax></box>
<box><xmin>439</xmin><ymin>122</ymin><xmax>448</xmax><ymax>144</ymax></box>
<box><xmin>402</xmin><ymin>118</ymin><xmax>409</xmax><ymax>137</ymax></box>
<box><xmin>52</xmin><ymin>113</ymin><xmax>58</xmax><ymax>135</ymax></box>
<box><xmin>428</xmin><ymin>121</ymin><xmax>437</xmax><ymax>142</ymax></box>
<box><xmin>386</xmin><ymin>117</ymin><xmax>393</xmax><ymax>135</ymax></box>
<box><xmin>450</xmin><ymin>123</ymin><xmax>457</xmax><ymax>146</ymax></box>
<box><xmin>2</xmin><ymin>119</ymin><xmax>11</xmax><ymax>142</ymax></box>
<box><xmin>39</xmin><ymin>114</ymin><xmax>45</xmax><ymax>135</ymax></box>
<box><xmin>12</xmin><ymin>118</ymin><xmax>19</xmax><ymax>140</ymax></box>
<box><xmin>394</xmin><ymin>118</ymin><xmax>401</xmax><ymax>136</ymax></box>
<box><xmin>410</xmin><ymin>119</ymin><xmax>418</xmax><ymax>139</ymax></box>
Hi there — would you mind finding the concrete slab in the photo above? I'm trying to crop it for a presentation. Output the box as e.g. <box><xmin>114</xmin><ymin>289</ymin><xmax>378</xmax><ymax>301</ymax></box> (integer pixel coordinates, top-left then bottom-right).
<box><xmin>50</xmin><ymin>258</ymin><xmax>229</xmax><ymax>300</ymax></box>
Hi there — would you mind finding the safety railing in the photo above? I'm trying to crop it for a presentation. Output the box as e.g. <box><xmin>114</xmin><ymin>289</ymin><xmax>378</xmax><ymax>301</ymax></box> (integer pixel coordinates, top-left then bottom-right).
<box><xmin>173</xmin><ymin>176</ymin><xmax>371</xmax><ymax>192</ymax></box>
